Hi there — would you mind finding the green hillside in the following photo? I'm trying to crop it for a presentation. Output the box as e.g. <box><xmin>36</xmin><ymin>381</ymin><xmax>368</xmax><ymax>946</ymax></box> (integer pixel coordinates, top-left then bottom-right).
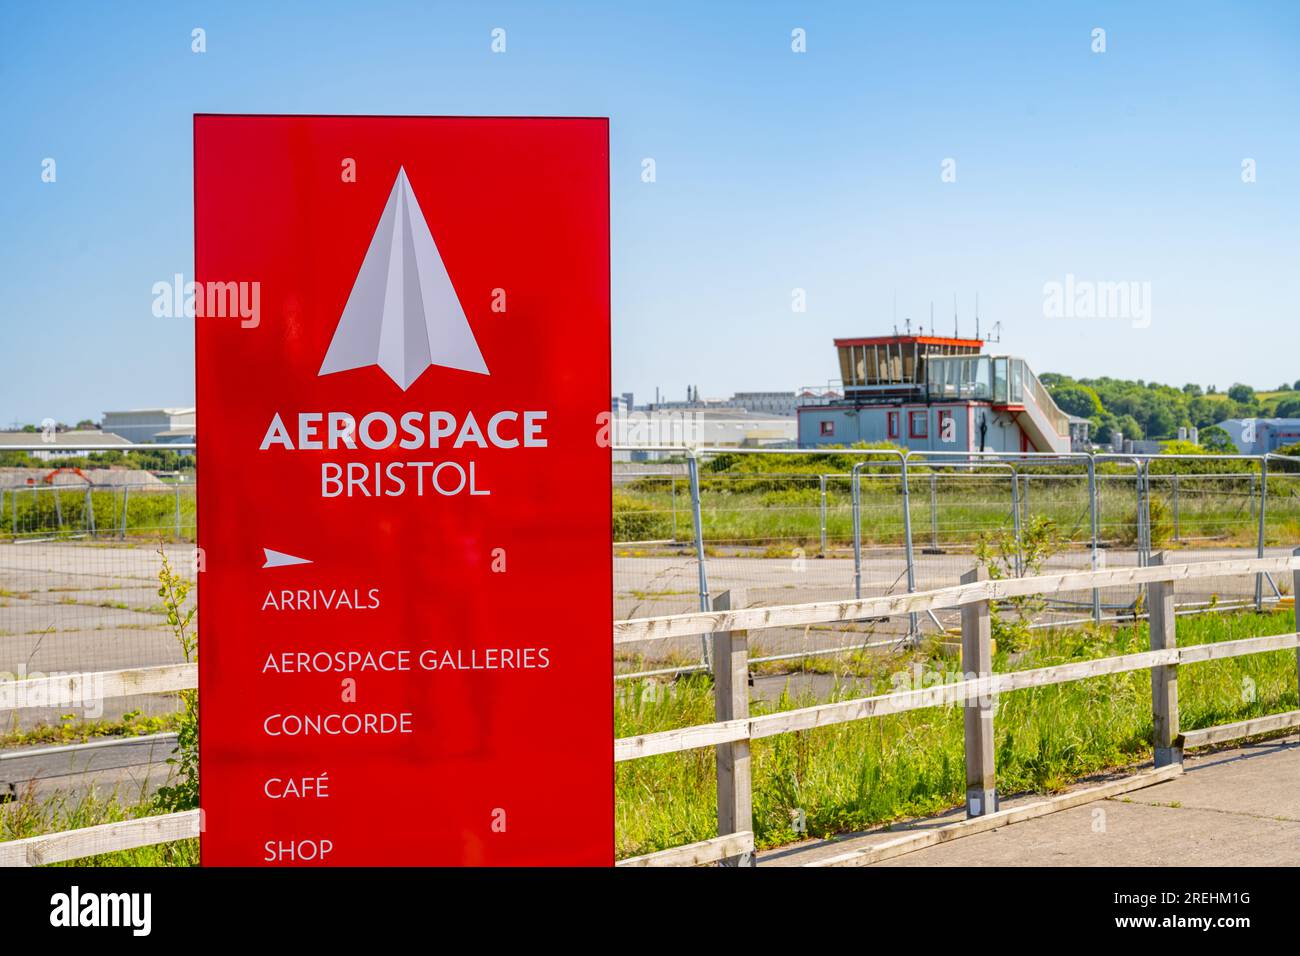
<box><xmin>1040</xmin><ymin>375</ymin><xmax>1300</xmax><ymax>444</ymax></box>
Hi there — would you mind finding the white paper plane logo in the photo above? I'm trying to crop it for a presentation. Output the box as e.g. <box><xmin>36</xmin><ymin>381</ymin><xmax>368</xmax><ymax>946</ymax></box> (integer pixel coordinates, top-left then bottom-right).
<box><xmin>319</xmin><ymin>166</ymin><xmax>489</xmax><ymax>390</ymax></box>
<box><xmin>262</xmin><ymin>548</ymin><xmax>312</xmax><ymax>569</ymax></box>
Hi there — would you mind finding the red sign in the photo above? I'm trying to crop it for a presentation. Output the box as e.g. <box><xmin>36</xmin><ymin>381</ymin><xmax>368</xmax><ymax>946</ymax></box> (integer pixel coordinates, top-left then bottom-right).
<box><xmin>195</xmin><ymin>116</ymin><xmax>612</xmax><ymax>866</ymax></box>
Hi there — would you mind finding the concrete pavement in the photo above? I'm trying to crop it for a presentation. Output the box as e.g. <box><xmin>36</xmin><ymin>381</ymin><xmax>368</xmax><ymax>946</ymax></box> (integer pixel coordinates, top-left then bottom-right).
<box><xmin>761</xmin><ymin>735</ymin><xmax>1300</xmax><ymax>866</ymax></box>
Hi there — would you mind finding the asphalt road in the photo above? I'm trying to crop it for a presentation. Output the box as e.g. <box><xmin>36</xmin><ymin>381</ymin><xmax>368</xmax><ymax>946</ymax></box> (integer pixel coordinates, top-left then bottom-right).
<box><xmin>0</xmin><ymin>733</ymin><xmax>178</xmax><ymax>804</ymax></box>
<box><xmin>0</xmin><ymin>540</ymin><xmax>1288</xmax><ymax>686</ymax></box>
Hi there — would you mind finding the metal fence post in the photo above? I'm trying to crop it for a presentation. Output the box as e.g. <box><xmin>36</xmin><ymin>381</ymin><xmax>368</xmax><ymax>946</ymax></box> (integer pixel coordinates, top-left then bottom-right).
<box><xmin>1172</xmin><ymin>473</ymin><xmax>1180</xmax><ymax>542</ymax></box>
<box><xmin>1136</xmin><ymin>461</ymin><xmax>1152</xmax><ymax>567</ymax></box>
<box><xmin>1009</xmin><ymin>467</ymin><xmax>1023</xmax><ymax>577</ymax></box>
<box><xmin>900</xmin><ymin>457</ymin><xmax>918</xmax><ymax>639</ymax></box>
<box><xmin>120</xmin><ymin>485</ymin><xmax>129</xmax><ymax>540</ymax></box>
<box><xmin>84</xmin><ymin>485</ymin><xmax>96</xmax><ymax>537</ymax></box>
<box><xmin>1088</xmin><ymin>457</ymin><xmax>1101</xmax><ymax>623</ymax></box>
<box><xmin>1293</xmin><ymin>547</ymin><xmax>1300</xmax><ymax>699</ymax></box>
<box><xmin>670</xmin><ymin>476</ymin><xmax>678</xmax><ymax>544</ymax></box>
<box><xmin>686</xmin><ymin>453</ymin><xmax>711</xmax><ymax>667</ymax></box>
<box><xmin>1135</xmin><ymin>465</ymin><xmax>1145</xmax><ymax>565</ymax></box>
<box><xmin>1148</xmin><ymin>552</ymin><xmax>1181</xmax><ymax>768</ymax></box>
<box><xmin>819</xmin><ymin>473</ymin><xmax>828</xmax><ymax>558</ymax></box>
<box><xmin>1255</xmin><ymin>457</ymin><xmax>1267</xmax><ymax>611</ymax></box>
<box><xmin>712</xmin><ymin>588</ymin><xmax>754</xmax><ymax>867</ymax></box>
<box><xmin>851</xmin><ymin>464</ymin><xmax>863</xmax><ymax>599</ymax></box>
<box><xmin>928</xmin><ymin>471</ymin><xmax>939</xmax><ymax>551</ymax></box>
<box><xmin>961</xmin><ymin>565</ymin><xmax>997</xmax><ymax>816</ymax></box>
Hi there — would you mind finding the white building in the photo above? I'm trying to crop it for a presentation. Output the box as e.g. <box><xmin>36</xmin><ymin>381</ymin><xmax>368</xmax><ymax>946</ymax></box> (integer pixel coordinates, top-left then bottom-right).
<box><xmin>1215</xmin><ymin>418</ymin><xmax>1300</xmax><ymax>455</ymax></box>
<box><xmin>610</xmin><ymin>407</ymin><xmax>797</xmax><ymax>461</ymax></box>
<box><xmin>729</xmin><ymin>392</ymin><xmax>797</xmax><ymax>416</ymax></box>
<box><xmin>102</xmin><ymin>408</ymin><xmax>196</xmax><ymax>445</ymax></box>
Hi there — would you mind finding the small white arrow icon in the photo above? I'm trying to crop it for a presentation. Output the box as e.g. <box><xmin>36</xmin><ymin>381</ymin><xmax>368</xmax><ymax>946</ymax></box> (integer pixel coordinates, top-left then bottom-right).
<box><xmin>262</xmin><ymin>548</ymin><xmax>313</xmax><ymax>569</ymax></box>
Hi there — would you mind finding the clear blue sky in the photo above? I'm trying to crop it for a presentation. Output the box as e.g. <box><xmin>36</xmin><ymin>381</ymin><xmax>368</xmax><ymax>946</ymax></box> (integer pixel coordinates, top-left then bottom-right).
<box><xmin>2</xmin><ymin>1</ymin><xmax>1298</xmax><ymax>425</ymax></box>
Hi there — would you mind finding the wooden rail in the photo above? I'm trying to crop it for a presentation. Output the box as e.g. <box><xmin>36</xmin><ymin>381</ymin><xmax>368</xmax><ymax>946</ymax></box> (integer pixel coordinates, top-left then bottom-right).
<box><xmin>2</xmin><ymin>554</ymin><xmax>1297</xmax><ymax>867</ymax></box>
<box><xmin>615</xmin><ymin>633</ymin><xmax>1300</xmax><ymax>762</ymax></box>
<box><xmin>618</xmin><ymin>550</ymin><xmax>1300</xmax><ymax>867</ymax></box>
<box><xmin>0</xmin><ymin>663</ymin><xmax>196</xmax><ymax>712</ymax></box>
<box><xmin>0</xmin><ymin>811</ymin><xmax>199</xmax><ymax>867</ymax></box>
<box><xmin>0</xmin><ymin>664</ymin><xmax>198</xmax><ymax>866</ymax></box>
<box><xmin>616</xmin><ymin>831</ymin><xmax>754</xmax><ymax>868</ymax></box>
<box><xmin>614</xmin><ymin>556</ymin><xmax>1299</xmax><ymax>644</ymax></box>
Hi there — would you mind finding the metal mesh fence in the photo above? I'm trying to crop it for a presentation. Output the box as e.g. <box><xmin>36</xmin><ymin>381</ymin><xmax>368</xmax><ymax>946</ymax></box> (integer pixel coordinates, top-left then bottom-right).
<box><xmin>611</xmin><ymin>449</ymin><xmax>1298</xmax><ymax>674</ymax></box>
<box><xmin>612</xmin><ymin>469</ymin><xmax>699</xmax><ymax>624</ymax></box>
<box><xmin>0</xmin><ymin>448</ymin><xmax>1293</xmax><ymax>691</ymax></box>
<box><xmin>0</xmin><ymin>477</ymin><xmax>196</xmax><ymax>730</ymax></box>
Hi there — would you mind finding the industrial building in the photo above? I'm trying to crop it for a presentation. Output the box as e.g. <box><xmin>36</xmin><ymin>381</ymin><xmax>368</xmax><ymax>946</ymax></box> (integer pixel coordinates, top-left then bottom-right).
<box><xmin>101</xmin><ymin>407</ymin><xmax>196</xmax><ymax>445</ymax></box>
<box><xmin>797</xmin><ymin>333</ymin><xmax>1076</xmax><ymax>453</ymax></box>
<box><xmin>1215</xmin><ymin>418</ymin><xmax>1300</xmax><ymax>455</ymax></box>
<box><xmin>645</xmin><ymin>389</ymin><xmax>798</xmax><ymax>417</ymax></box>
<box><xmin>609</xmin><ymin>406</ymin><xmax>796</xmax><ymax>461</ymax></box>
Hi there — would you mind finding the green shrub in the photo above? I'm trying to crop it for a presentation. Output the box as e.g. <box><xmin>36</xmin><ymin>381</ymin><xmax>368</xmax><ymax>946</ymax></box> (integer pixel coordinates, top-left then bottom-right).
<box><xmin>152</xmin><ymin>548</ymin><xmax>198</xmax><ymax>813</ymax></box>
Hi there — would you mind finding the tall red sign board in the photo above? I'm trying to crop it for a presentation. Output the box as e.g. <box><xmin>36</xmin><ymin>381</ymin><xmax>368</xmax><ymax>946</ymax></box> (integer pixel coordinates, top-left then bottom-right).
<box><xmin>195</xmin><ymin>115</ymin><xmax>612</xmax><ymax>866</ymax></box>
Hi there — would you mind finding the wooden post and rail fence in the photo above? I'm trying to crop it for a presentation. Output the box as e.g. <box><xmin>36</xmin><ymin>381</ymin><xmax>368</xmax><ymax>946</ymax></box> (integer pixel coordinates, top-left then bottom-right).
<box><xmin>2</xmin><ymin>552</ymin><xmax>1299</xmax><ymax>867</ymax></box>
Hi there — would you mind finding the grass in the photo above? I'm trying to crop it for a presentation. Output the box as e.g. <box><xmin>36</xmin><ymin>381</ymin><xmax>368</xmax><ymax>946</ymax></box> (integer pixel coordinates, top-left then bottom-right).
<box><xmin>0</xmin><ymin>784</ymin><xmax>197</xmax><ymax>866</ymax></box>
<box><xmin>7</xmin><ymin>467</ymin><xmax>1299</xmax><ymax>552</ymax></box>
<box><xmin>614</xmin><ymin>474</ymin><xmax>1300</xmax><ymax>551</ymax></box>
<box><xmin>614</xmin><ymin>607</ymin><xmax>1299</xmax><ymax>859</ymax></box>
<box><xmin>0</xmin><ymin>709</ymin><xmax>181</xmax><ymax>749</ymax></box>
<box><xmin>2</xmin><ymin>608</ymin><xmax>1294</xmax><ymax>865</ymax></box>
<box><xmin>1</xmin><ymin>487</ymin><xmax>195</xmax><ymax>543</ymax></box>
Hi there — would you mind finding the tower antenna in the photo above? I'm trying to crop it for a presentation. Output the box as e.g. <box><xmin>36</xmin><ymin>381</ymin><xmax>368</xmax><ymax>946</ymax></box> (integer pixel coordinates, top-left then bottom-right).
<box><xmin>975</xmin><ymin>293</ymin><xmax>981</xmax><ymax>340</ymax></box>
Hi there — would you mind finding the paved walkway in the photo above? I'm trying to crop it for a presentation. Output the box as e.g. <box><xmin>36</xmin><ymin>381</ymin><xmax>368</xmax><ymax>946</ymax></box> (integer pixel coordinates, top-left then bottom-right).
<box><xmin>761</xmin><ymin>735</ymin><xmax>1300</xmax><ymax>866</ymax></box>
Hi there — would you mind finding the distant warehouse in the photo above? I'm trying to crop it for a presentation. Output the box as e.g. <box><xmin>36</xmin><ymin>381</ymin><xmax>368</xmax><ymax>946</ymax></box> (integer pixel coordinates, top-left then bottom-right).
<box><xmin>101</xmin><ymin>407</ymin><xmax>196</xmax><ymax>446</ymax></box>
<box><xmin>0</xmin><ymin>430</ymin><xmax>131</xmax><ymax>461</ymax></box>
<box><xmin>1215</xmin><ymin>418</ymin><xmax>1300</xmax><ymax>455</ymax></box>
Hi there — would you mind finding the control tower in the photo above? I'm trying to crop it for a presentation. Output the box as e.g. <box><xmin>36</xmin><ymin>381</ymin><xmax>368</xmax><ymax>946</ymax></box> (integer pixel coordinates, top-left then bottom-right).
<box><xmin>797</xmin><ymin>332</ymin><xmax>1076</xmax><ymax>453</ymax></box>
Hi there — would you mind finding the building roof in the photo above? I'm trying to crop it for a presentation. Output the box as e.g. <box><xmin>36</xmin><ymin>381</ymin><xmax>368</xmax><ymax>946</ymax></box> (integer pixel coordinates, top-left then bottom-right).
<box><xmin>0</xmin><ymin>430</ymin><xmax>131</xmax><ymax>447</ymax></box>
<box><xmin>1216</xmin><ymin>417</ymin><xmax>1300</xmax><ymax>428</ymax></box>
<box><xmin>833</xmin><ymin>335</ymin><xmax>985</xmax><ymax>349</ymax></box>
<box><xmin>102</xmin><ymin>407</ymin><xmax>196</xmax><ymax>417</ymax></box>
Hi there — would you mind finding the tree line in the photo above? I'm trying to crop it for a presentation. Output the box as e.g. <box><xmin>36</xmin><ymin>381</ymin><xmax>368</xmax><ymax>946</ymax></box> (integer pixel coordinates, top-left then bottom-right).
<box><xmin>1040</xmin><ymin>374</ymin><xmax>1300</xmax><ymax>445</ymax></box>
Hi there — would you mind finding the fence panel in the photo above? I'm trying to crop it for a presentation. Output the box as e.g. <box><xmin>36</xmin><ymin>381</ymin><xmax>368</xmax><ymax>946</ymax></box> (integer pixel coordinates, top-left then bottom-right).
<box><xmin>0</xmin><ymin>474</ymin><xmax>196</xmax><ymax>730</ymax></box>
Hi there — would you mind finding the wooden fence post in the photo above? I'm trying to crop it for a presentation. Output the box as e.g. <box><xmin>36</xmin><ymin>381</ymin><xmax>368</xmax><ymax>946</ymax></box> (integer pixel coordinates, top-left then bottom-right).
<box><xmin>712</xmin><ymin>589</ymin><xmax>754</xmax><ymax>866</ymax></box>
<box><xmin>1148</xmin><ymin>551</ymin><xmax>1181</xmax><ymax>768</ymax></box>
<box><xmin>961</xmin><ymin>566</ymin><xmax>997</xmax><ymax>816</ymax></box>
